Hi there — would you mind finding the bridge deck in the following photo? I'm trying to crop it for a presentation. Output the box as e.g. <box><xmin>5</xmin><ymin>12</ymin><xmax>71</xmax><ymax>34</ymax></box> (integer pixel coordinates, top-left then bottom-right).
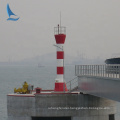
<box><xmin>75</xmin><ymin>64</ymin><xmax>120</xmax><ymax>102</ymax></box>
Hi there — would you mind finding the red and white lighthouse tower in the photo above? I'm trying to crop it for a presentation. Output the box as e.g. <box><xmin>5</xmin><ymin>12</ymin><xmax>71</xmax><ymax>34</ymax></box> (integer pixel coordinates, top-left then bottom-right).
<box><xmin>54</xmin><ymin>25</ymin><xmax>68</xmax><ymax>91</ymax></box>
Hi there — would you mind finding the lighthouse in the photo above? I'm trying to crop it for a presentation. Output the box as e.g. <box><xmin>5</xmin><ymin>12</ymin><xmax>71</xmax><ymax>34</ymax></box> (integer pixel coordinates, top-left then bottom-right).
<box><xmin>54</xmin><ymin>24</ymin><xmax>68</xmax><ymax>91</ymax></box>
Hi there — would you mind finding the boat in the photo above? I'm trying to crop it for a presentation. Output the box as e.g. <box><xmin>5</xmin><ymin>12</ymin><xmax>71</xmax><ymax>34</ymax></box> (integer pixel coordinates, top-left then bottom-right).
<box><xmin>105</xmin><ymin>57</ymin><xmax>120</xmax><ymax>74</ymax></box>
<box><xmin>105</xmin><ymin>57</ymin><xmax>120</xmax><ymax>64</ymax></box>
<box><xmin>38</xmin><ymin>63</ymin><xmax>45</xmax><ymax>68</ymax></box>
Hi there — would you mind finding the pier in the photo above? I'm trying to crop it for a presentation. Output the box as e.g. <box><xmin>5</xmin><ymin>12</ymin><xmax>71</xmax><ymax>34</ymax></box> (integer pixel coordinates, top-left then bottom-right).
<box><xmin>7</xmin><ymin>64</ymin><xmax>120</xmax><ymax>120</ymax></box>
<box><xmin>75</xmin><ymin>64</ymin><xmax>120</xmax><ymax>102</ymax></box>
<box><xmin>7</xmin><ymin>90</ymin><xmax>116</xmax><ymax>120</ymax></box>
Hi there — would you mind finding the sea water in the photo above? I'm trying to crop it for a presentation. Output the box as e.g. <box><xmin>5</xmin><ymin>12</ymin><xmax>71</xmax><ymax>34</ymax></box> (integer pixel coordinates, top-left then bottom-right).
<box><xmin>0</xmin><ymin>65</ymin><xmax>75</xmax><ymax>120</ymax></box>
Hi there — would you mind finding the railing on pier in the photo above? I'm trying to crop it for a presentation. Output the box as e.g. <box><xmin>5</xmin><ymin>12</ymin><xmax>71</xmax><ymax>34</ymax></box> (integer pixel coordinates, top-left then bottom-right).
<box><xmin>65</xmin><ymin>77</ymin><xmax>78</xmax><ymax>93</ymax></box>
<box><xmin>75</xmin><ymin>64</ymin><xmax>120</xmax><ymax>79</ymax></box>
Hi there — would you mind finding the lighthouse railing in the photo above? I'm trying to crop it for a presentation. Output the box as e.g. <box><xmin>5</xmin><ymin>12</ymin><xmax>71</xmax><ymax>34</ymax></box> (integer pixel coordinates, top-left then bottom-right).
<box><xmin>54</xmin><ymin>26</ymin><xmax>66</xmax><ymax>35</ymax></box>
<box><xmin>65</xmin><ymin>76</ymin><xmax>78</xmax><ymax>93</ymax></box>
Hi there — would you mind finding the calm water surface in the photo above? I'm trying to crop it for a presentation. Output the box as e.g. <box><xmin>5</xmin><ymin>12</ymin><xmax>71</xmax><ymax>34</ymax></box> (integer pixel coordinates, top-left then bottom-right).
<box><xmin>0</xmin><ymin>65</ymin><xmax>75</xmax><ymax>120</ymax></box>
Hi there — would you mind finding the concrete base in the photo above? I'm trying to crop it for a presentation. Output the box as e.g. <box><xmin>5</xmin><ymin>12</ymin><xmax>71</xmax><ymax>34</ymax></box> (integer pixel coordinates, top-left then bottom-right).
<box><xmin>7</xmin><ymin>116</ymin><xmax>31</xmax><ymax>120</ymax></box>
<box><xmin>7</xmin><ymin>93</ymin><xmax>119</xmax><ymax>120</ymax></box>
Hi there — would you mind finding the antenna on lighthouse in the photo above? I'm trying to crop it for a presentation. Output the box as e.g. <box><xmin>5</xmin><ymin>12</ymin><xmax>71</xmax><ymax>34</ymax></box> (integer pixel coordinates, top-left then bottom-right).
<box><xmin>60</xmin><ymin>11</ymin><xmax>61</xmax><ymax>27</ymax></box>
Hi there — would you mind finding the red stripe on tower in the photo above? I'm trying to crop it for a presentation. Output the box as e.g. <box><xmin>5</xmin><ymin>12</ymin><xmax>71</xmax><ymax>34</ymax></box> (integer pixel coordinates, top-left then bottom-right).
<box><xmin>57</xmin><ymin>51</ymin><xmax>64</xmax><ymax>59</ymax></box>
<box><xmin>57</xmin><ymin>67</ymin><xmax>64</xmax><ymax>74</ymax></box>
<box><xmin>55</xmin><ymin>34</ymin><xmax>66</xmax><ymax>44</ymax></box>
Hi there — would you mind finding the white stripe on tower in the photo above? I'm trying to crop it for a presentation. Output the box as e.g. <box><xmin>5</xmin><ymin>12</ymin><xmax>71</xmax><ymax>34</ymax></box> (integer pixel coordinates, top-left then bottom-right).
<box><xmin>56</xmin><ymin>44</ymin><xmax>64</xmax><ymax>51</ymax></box>
<box><xmin>57</xmin><ymin>59</ymin><xmax>63</xmax><ymax>67</ymax></box>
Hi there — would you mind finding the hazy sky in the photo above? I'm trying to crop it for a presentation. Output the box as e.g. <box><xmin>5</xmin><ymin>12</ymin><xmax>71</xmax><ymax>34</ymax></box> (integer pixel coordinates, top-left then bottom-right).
<box><xmin>0</xmin><ymin>0</ymin><xmax>120</xmax><ymax>62</ymax></box>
